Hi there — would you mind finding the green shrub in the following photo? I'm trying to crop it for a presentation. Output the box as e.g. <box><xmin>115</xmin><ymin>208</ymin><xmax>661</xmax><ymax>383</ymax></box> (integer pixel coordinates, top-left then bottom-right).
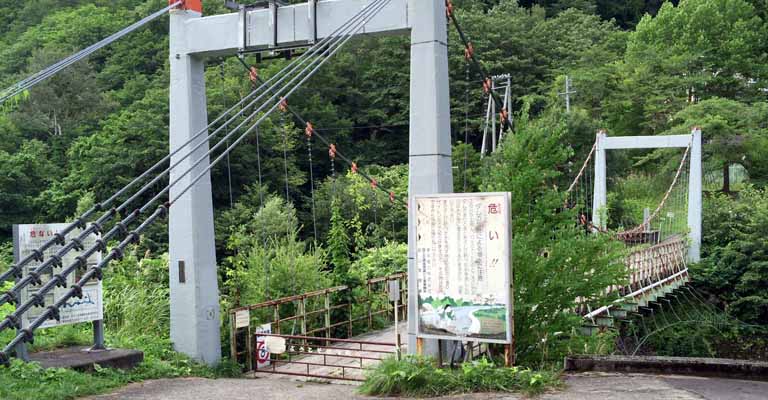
<box><xmin>348</xmin><ymin>241</ymin><xmax>407</xmax><ymax>282</ymax></box>
<box><xmin>695</xmin><ymin>188</ymin><xmax>768</xmax><ymax>325</ymax></box>
<box><xmin>481</xmin><ymin>105</ymin><xmax>627</xmax><ymax>366</ymax></box>
<box><xmin>359</xmin><ymin>355</ymin><xmax>559</xmax><ymax>397</ymax></box>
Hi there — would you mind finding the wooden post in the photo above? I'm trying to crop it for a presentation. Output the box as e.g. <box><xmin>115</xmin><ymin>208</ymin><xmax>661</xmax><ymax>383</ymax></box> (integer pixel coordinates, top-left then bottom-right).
<box><xmin>416</xmin><ymin>337</ymin><xmax>424</xmax><ymax>356</ymax></box>
<box><xmin>229</xmin><ymin>313</ymin><xmax>237</xmax><ymax>364</ymax></box>
<box><xmin>504</xmin><ymin>344</ymin><xmax>512</xmax><ymax>367</ymax></box>
<box><xmin>348</xmin><ymin>301</ymin><xmax>353</xmax><ymax>338</ymax></box>
<box><xmin>246</xmin><ymin>324</ymin><xmax>253</xmax><ymax>371</ymax></box>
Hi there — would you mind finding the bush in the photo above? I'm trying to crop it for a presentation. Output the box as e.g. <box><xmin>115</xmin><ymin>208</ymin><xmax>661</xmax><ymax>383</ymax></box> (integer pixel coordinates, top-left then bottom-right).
<box><xmin>359</xmin><ymin>355</ymin><xmax>559</xmax><ymax>397</ymax></box>
<box><xmin>104</xmin><ymin>250</ymin><xmax>170</xmax><ymax>338</ymax></box>
<box><xmin>348</xmin><ymin>241</ymin><xmax>407</xmax><ymax>282</ymax></box>
<box><xmin>480</xmin><ymin>105</ymin><xmax>626</xmax><ymax>366</ymax></box>
<box><xmin>694</xmin><ymin>188</ymin><xmax>768</xmax><ymax>325</ymax></box>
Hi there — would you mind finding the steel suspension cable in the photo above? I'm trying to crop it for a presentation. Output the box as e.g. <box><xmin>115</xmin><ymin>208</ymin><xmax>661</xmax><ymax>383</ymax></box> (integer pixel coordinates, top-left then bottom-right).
<box><xmin>0</xmin><ymin>1</ymin><xmax>183</xmax><ymax>105</ymax></box>
<box><xmin>446</xmin><ymin>0</ymin><xmax>511</xmax><ymax>132</ymax></box>
<box><xmin>260</xmin><ymin>80</ymin><xmax>408</xmax><ymax>208</ymax></box>
<box><xmin>162</xmin><ymin>0</ymin><xmax>391</xmax><ymax>210</ymax></box>
<box><xmin>0</xmin><ymin>0</ymin><xmax>392</xmax><ymax>362</ymax></box>
<box><xmin>0</xmin><ymin>0</ymin><xmax>384</xmax><ymax>308</ymax></box>
<box><xmin>617</xmin><ymin>143</ymin><xmax>692</xmax><ymax>240</ymax></box>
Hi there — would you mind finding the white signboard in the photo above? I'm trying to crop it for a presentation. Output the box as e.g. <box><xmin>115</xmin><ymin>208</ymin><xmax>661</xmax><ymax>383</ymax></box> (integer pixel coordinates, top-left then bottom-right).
<box><xmin>255</xmin><ymin>323</ymin><xmax>272</xmax><ymax>369</ymax></box>
<box><xmin>13</xmin><ymin>224</ymin><xmax>104</xmax><ymax>329</ymax></box>
<box><xmin>414</xmin><ymin>193</ymin><xmax>512</xmax><ymax>344</ymax></box>
<box><xmin>235</xmin><ymin>309</ymin><xmax>250</xmax><ymax>329</ymax></box>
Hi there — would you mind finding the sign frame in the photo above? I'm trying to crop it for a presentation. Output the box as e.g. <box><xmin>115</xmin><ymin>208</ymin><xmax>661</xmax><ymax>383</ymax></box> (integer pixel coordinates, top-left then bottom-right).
<box><xmin>412</xmin><ymin>192</ymin><xmax>514</xmax><ymax>348</ymax></box>
<box><xmin>12</xmin><ymin>223</ymin><xmax>104</xmax><ymax>330</ymax></box>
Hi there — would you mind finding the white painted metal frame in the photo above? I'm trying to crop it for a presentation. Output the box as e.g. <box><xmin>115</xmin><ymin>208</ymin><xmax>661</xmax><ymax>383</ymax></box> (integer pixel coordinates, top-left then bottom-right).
<box><xmin>592</xmin><ymin>129</ymin><xmax>703</xmax><ymax>262</ymax></box>
<box><xmin>169</xmin><ymin>0</ymin><xmax>452</xmax><ymax>364</ymax></box>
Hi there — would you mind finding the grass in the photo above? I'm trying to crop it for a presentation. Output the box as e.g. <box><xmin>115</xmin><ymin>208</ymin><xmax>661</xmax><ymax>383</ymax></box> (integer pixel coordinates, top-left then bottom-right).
<box><xmin>0</xmin><ymin>330</ymin><xmax>241</xmax><ymax>400</ymax></box>
<box><xmin>359</xmin><ymin>355</ymin><xmax>561</xmax><ymax>397</ymax></box>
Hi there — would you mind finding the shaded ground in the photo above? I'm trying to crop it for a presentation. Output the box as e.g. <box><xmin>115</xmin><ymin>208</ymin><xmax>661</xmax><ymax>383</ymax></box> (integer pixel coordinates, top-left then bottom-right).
<box><xmin>82</xmin><ymin>372</ymin><xmax>768</xmax><ymax>400</ymax></box>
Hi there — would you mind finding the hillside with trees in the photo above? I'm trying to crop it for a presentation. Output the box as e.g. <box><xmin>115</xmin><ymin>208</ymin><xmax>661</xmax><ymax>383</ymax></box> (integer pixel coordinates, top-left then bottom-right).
<box><xmin>0</xmin><ymin>0</ymin><xmax>766</xmax><ymax>398</ymax></box>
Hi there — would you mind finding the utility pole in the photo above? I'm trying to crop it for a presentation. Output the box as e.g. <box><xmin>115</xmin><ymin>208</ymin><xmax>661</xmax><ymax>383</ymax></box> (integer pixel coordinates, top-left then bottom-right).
<box><xmin>558</xmin><ymin>75</ymin><xmax>576</xmax><ymax>113</ymax></box>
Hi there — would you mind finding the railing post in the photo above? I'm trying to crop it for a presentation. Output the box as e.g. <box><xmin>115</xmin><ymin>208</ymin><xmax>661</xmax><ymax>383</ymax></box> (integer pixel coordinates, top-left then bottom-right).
<box><xmin>348</xmin><ymin>301</ymin><xmax>353</xmax><ymax>338</ymax></box>
<box><xmin>324</xmin><ymin>292</ymin><xmax>331</xmax><ymax>345</ymax></box>
<box><xmin>300</xmin><ymin>297</ymin><xmax>307</xmax><ymax>337</ymax></box>
<box><xmin>367</xmin><ymin>282</ymin><xmax>373</xmax><ymax>330</ymax></box>
<box><xmin>246</xmin><ymin>324</ymin><xmax>253</xmax><ymax>371</ymax></box>
<box><xmin>274</xmin><ymin>305</ymin><xmax>280</xmax><ymax>335</ymax></box>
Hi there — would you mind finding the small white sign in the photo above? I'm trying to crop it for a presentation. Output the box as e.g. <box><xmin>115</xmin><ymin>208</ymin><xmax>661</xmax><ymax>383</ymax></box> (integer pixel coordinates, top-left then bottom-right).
<box><xmin>255</xmin><ymin>323</ymin><xmax>272</xmax><ymax>369</ymax></box>
<box><xmin>388</xmin><ymin>280</ymin><xmax>400</xmax><ymax>302</ymax></box>
<box><xmin>234</xmin><ymin>309</ymin><xmax>250</xmax><ymax>328</ymax></box>
<box><xmin>13</xmin><ymin>223</ymin><xmax>104</xmax><ymax>329</ymax></box>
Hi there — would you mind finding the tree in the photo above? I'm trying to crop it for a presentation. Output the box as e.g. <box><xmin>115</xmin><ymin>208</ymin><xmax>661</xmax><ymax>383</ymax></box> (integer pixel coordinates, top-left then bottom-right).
<box><xmin>664</xmin><ymin>98</ymin><xmax>768</xmax><ymax>192</ymax></box>
<box><xmin>480</xmin><ymin>104</ymin><xmax>626</xmax><ymax>364</ymax></box>
<box><xmin>616</xmin><ymin>0</ymin><xmax>767</xmax><ymax>134</ymax></box>
<box><xmin>695</xmin><ymin>189</ymin><xmax>768</xmax><ymax>325</ymax></box>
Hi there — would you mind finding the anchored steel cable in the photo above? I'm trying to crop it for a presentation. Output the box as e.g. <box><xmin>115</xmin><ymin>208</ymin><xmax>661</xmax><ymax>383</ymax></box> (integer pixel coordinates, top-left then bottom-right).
<box><xmin>0</xmin><ymin>0</ymin><xmax>391</xmax><ymax>363</ymax></box>
<box><xmin>0</xmin><ymin>1</ymin><xmax>183</xmax><ymax>105</ymax></box>
<box><xmin>0</xmin><ymin>0</ymin><xmax>382</xmax><ymax>308</ymax></box>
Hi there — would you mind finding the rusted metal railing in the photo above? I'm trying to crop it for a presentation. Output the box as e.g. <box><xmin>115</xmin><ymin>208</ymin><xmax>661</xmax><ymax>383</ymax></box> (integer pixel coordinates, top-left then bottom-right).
<box><xmin>229</xmin><ymin>272</ymin><xmax>407</xmax><ymax>370</ymax></box>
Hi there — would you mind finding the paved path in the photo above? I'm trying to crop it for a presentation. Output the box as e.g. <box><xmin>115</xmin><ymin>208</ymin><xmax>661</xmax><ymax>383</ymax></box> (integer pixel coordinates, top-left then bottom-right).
<box><xmin>83</xmin><ymin>372</ymin><xmax>768</xmax><ymax>400</ymax></box>
<box><xmin>82</xmin><ymin>322</ymin><xmax>768</xmax><ymax>399</ymax></box>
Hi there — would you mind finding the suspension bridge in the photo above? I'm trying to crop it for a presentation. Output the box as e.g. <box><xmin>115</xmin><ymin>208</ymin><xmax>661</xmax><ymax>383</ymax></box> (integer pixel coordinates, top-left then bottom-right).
<box><xmin>0</xmin><ymin>0</ymin><xmax>703</xmax><ymax>374</ymax></box>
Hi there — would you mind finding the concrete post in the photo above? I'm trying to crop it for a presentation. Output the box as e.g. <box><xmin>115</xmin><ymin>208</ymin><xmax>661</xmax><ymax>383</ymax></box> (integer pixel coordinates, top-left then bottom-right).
<box><xmin>407</xmin><ymin>0</ymin><xmax>453</xmax><ymax>355</ymax></box>
<box><xmin>687</xmin><ymin>128</ymin><xmax>702</xmax><ymax>262</ymax></box>
<box><xmin>168</xmin><ymin>8</ymin><xmax>222</xmax><ymax>365</ymax></box>
<box><xmin>592</xmin><ymin>130</ymin><xmax>607</xmax><ymax>229</ymax></box>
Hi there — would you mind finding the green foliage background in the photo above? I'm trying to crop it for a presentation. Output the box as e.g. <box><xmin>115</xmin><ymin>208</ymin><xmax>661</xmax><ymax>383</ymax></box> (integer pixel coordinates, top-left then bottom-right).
<box><xmin>0</xmin><ymin>0</ymin><xmax>766</xmax><ymax>396</ymax></box>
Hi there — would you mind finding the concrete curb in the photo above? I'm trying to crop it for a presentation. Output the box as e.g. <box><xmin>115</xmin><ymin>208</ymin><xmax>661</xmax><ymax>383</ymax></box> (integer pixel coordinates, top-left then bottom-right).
<box><xmin>564</xmin><ymin>355</ymin><xmax>768</xmax><ymax>381</ymax></box>
<box><xmin>29</xmin><ymin>346</ymin><xmax>144</xmax><ymax>371</ymax></box>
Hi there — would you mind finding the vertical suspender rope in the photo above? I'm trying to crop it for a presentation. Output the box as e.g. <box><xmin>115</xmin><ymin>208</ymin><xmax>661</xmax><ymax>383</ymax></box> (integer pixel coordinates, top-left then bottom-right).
<box><xmin>305</xmin><ymin>123</ymin><xmax>319</xmax><ymax>244</ymax></box>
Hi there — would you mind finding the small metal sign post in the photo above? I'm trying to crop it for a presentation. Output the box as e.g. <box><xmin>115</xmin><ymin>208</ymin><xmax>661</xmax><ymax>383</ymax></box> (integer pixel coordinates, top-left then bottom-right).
<box><xmin>388</xmin><ymin>279</ymin><xmax>402</xmax><ymax>360</ymax></box>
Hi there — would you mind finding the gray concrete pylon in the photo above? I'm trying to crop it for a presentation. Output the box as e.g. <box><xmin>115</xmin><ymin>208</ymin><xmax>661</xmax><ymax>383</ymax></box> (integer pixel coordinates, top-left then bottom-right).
<box><xmin>168</xmin><ymin>7</ymin><xmax>222</xmax><ymax>366</ymax></box>
<box><xmin>406</xmin><ymin>0</ymin><xmax>453</xmax><ymax>356</ymax></box>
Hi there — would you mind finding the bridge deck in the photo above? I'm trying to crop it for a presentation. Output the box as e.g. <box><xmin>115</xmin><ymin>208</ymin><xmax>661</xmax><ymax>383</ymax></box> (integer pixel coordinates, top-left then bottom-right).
<box><xmin>250</xmin><ymin>321</ymin><xmax>406</xmax><ymax>383</ymax></box>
